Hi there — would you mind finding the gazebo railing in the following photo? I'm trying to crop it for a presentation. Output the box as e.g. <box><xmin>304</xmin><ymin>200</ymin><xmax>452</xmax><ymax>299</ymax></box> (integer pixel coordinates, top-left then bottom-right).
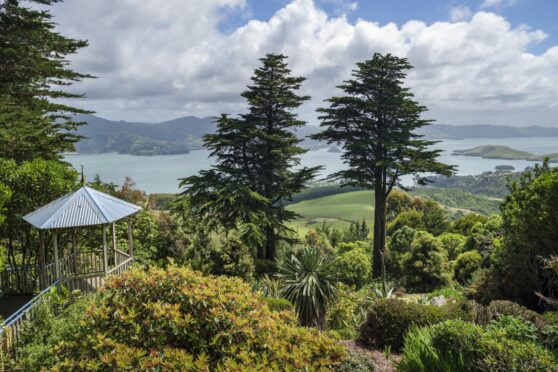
<box><xmin>0</xmin><ymin>280</ymin><xmax>60</xmax><ymax>354</ymax></box>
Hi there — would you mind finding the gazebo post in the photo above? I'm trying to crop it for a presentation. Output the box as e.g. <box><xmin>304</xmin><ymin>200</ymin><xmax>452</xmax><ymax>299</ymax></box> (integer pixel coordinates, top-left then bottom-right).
<box><xmin>53</xmin><ymin>230</ymin><xmax>60</xmax><ymax>281</ymax></box>
<box><xmin>111</xmin><ymin>222</ymin><xmax>117</xmax><ymax>265</ymax></box>
<box><xmin>127</xmin><ymin>219</ymin><xmax>133</xmax><ymax>257</ymax></box>
<box><xmin>72</xmin><ymin>230</ymin><xmax>78</xmax><ymax>274</ymax></box>
<box><xmin>38</xmin><ymin>230</ymin><xmax>46</xmax><ymax>289</ymax></box>
<box><xmin>102</xmin><ymin>225</ymin><xmax>108</xmax><ymax>274</ymax></box>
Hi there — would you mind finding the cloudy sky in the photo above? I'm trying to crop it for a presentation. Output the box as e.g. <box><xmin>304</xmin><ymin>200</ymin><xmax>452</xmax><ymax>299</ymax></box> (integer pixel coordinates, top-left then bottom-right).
<box><xmin>45</xmin><ymin>0</ymin><xmax>558</xmax><ymax>126</ymax></box>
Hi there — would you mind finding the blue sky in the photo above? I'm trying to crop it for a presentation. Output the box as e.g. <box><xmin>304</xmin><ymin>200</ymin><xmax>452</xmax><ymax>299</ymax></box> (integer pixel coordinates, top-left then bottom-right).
<box><xmin>238</xmin><ymin>0</ymin><xmax>557</xmax><ymax>54</ymax></box>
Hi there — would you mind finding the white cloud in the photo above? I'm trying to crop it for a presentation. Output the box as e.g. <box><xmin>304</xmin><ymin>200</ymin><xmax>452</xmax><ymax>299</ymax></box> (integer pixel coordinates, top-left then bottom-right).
<box><xmin>450</xmin><ymin>5</ymin><xmax>472</xmax><ymax>22</ymax></box>
<box><xmin>48</xmin><ymin>0</ymin><xmax>558</xmax><ymax>126</ymax></box>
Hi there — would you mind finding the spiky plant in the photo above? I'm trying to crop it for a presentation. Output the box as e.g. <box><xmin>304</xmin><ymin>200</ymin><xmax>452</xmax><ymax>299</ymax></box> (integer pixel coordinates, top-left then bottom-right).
<box><xmin>277</xmin><ymin>247</ymin><xmax>338</xmax><ymax>327</ymax></box>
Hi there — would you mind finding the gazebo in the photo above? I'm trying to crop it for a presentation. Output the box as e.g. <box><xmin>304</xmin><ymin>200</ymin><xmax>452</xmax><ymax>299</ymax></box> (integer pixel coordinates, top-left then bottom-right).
<box><xmin>22</xmin><ymin>186</ymin><xmax>141</xmax><ymax>291</ymax></box>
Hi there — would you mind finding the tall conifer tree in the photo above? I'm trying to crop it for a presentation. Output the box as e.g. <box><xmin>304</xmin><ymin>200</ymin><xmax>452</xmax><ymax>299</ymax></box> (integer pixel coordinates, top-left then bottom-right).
<box><xmin>313</xmin><ymin>53</ymin><xmax>455</xmax><ymax>278</ymax></box>
<box><xmin>0</xmin><ymin>0</ymin><xmax>93</xmax><ymax>162</ymax></box>
<box><xmin>179</xmin><ymin>54</ymin><xmax>320</xmax><ymax>260</ymax></box>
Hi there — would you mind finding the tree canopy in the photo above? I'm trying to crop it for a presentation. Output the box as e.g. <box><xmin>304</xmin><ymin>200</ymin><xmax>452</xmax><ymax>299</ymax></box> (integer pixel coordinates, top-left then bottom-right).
<box><xmin>177</xmin><ymin>54</ymin><xmax>320</xmax><ymax>260</ymax></box>
<box><xmin>0</xmin><ymin>0</ymin><xmax>93</xmax><ymax>162</ymax></box>
<box><xmin>313</xmin><ymin>53</ymin><xmax>454</xmax><ymax>277</ymax></box>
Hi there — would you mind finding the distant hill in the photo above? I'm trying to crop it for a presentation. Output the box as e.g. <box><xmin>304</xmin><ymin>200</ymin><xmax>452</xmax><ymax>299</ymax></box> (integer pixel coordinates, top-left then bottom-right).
<box><xmin>74</xmin><ymin>114</ymin><xmax>322</xmax><ymax>155</ymax></box>
<box><xmin>453</xmin><ymin>145</ymin><xmax>558</xmax><ymax>162</ymax></box>
<box><xmin>74</xmin><ymin>114</ymin><xmax>558</xmax><ymax>155</ymax></box>
<box><xmin>418</xmin><ymin>124</ymin><xmax>558</xmax><ymax>139</ymax></box>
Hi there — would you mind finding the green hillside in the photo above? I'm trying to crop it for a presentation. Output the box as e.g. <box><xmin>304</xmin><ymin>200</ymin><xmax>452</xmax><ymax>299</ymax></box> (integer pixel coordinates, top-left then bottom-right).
<box><xmin>286</xmin><ymin>190</ymin><xmax>375</xmax><ymax>236</ymax></box>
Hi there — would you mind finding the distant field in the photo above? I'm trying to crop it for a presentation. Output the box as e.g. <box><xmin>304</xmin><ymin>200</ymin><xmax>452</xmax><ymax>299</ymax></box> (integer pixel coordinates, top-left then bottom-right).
<box><xmin>286</xmin><ymin>190</ymin><xmax>375</xmax><ymax>236</ymax></box>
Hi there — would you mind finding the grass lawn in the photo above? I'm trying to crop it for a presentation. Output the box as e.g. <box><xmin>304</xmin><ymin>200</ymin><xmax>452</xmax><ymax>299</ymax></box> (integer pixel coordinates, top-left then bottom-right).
<box><xmin>286</xmin><ymin>190</ymin><xmax>375</xmax><ymax>237</ymax></box>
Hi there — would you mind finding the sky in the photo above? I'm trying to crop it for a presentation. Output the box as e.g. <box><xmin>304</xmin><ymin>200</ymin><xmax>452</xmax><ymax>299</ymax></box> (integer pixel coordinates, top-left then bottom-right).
<box><xmin>42</xmin><ymin>0</ymin><xmax>558</xmax><ymax>126</ymax></box>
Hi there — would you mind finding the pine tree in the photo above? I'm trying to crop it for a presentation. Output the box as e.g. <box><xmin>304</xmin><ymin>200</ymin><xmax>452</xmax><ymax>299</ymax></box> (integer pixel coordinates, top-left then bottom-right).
<box><xmin>178</xmin><ymin>54</ymin><xmax>320</xmax><ymax>260</ymax></box>
<box><xmin>0</xmin><ymin>0</ymin><xmax>93</xmax><ymax>162</ymax></box>
<box><xmin>313</xmin><ymin>53</ymin><xmax>455</xmax><ymax>278</ymax></box>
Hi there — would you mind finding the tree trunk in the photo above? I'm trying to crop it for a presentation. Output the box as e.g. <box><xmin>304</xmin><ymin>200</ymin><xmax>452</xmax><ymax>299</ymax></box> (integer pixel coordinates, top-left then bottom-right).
<box><xmin>372</xmin><ymin>187</ymin><xmax>387</xmax><ymax>278</ymax></box>
<box><xmin>265</xmin><ymin>226</ymin><xmax>276</xmax><ymax>260</ymax></box>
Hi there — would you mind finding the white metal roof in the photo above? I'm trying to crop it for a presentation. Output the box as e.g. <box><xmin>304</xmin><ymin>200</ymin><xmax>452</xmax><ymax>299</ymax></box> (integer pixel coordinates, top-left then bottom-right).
<box><xmin>23</xmin><ymin>186</ymin><xmax>142</xmax><ymax>230</ymax></box>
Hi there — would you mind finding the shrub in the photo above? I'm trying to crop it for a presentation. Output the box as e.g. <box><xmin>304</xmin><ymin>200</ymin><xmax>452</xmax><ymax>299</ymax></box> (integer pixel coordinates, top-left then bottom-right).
<box><xmin>326</xmin><ymin>284</ymin><xmax>371</xmax><ymax>339</ymax></box>
<box><xmin>398</xmin><ymin>319</ymin><xmax>558</xmax><ymax>372</ymax></box>
<box><xmin>401</xmin><ymin>232</ymin><xmax>450</xmax><ymax>292</ymax></box>
<box><xmin>438</xmin><ymin>233</ymin><xmax>466</xmax><ymax>260</ymax></box>
<box><xmin>263</xmin><ymin>297</ymin><xmax>294</xmax><ymax>312</ymax></box>
<box><xmin>387</xmin><ymin>210</ymin><xmax>424</xmax><ymax>235</ymax></box>
<box><xmin>486</xmin><ymin>315</ymin><xmax>538</xmax><ymax>343</ymax></box>
<box><xmin>209</xmin><ymin>231</ymin><xmax>255</xmax><ymax>280</ymax></box>
<box><xmin>359</xmin><ymin>299</ymin><xmax>470</xmax><ymax>350</ymax></box>
<box><xmin>336</xmin><ymin>240</ymin><xmax>370</xmax><ymax>254</ymax></box>
<box><xmin>14</xmin><ymin>266</ymin><xmax>347</xmax><ymax>370</ymax></box>
<box><xmin>387</xmin><ymin>226</ymin><xmax>415</xmax><ymax>275</ymax></box>
<box><xmin>487</xmin><ymin>300</ymin><xmax>545</xmax><ymax>328</ymax></box>
<box><xmin>427</xmin><ymin>285</ymin><xmax>465</xmax><ymax>301</ymax></box>
<box><xmin>454</xmin><ymin>251</ymin><xmax>482</xmax><ymax>284</ymax></box>
<box><xmin>397</xmin><ymin>320</ymin><xmax>484</xmax><ymax>372</ymax></box>
<box><xmin>335</xmin><ymin>351</ymin><xmax>375</xmax><ymax>371</ymax></box>
<box><xmin>254</xmin><ymin>259</ymin><xmax>277</xmax><ymax>277</ymax></box>
<box><xmin>333</xmin><ymin>247</ymin><xmax>371</xmax><ymax>288</ymax></box>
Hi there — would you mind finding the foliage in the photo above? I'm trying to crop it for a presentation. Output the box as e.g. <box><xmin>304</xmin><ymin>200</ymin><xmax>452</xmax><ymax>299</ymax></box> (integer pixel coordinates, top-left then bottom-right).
<box><xmin>177</xmin><ymin>54</ymin><xmax>320</xmax><ymax>261</ymax></box>
<box><xmin>387</xmin><ymin>210</ymin><xmax>424</xmax><ymax>235</ymax></box>
<box><xmin>254</xmin><ymin>274</ymin><xmax>282</xmax><ymax>298</ymax></box>
<box><xmin>451</xmin><ymin>213</ymin><xmax>489</xmax><ymax>236</ymax></box>
<box><xmin>335</xmin><ymin>351</ymin><xmax>375</xmax><ymax>372</ymax></box>
<box><xmin>304</xmin><ymin>229</ymin><xmax>334</xmax><ymax>254</ymax></box>
<box><xmin>0</xmin><ymin>0</ymin><xmax>93</xmax><ymax>162</ymax></box>
<box><xmin>486</xmin><ymin>315</ymin><xmax>538</xmax><ymax>343</ymax></box>
<box><xmin>12</xmin><ymin>266</ymin><xmax>347</xmax><ymax>370</ymax></box>
<box><xmin>262</xmin><ymin>297</ymin><xmax>294</xmax><ymax>313</ymax></box>
<box><xmin>398</xmin><ymin>319</ymin><xmax>558</xmax><ymax>372</ymax></box>
<box><xmin>208</xmin><ymin>231</ymin><xmax>255</xmax><ymax>280</ymax></box>
<box><xmin>454</xmin><ymin>251</ymin><xmax>482</xmax><ymax>284</ymax></box>
<box><xmin>0</xmin><ymin>158</ymin><xmax>78</xmax><ymax>273</ymax></box>
<box><xmin>325</xmin><ymin>284</ymin><xmax>372</xmax><ymax>339</ymax></box>
<box><xmin>427</xmin><ymin>285</ymin><xmax>465</xmax><ymax>301</ymax></box>
<box><xmin>336</xmin><ymin>240</ymin><xmax>370</xmax><ymax>254</ymax></box>
<box><xmin>401</xmin><ymin>231</ymin><xmax>451</xmax><ymax>292</ymax></box>
<box><xmin>333</xmin><ymin>246</ymin><xmax>371</xmax><ymax>289</ymax></box>
<box><xmin>438</xmin><ymin>233</ymin><xmax>466</xmax><ymax>261</ymax></box>
<box><xmin>254</xmin><ymin>259</ymin><xmax>277</xmax><ymax>278</ymax></box>
<box><xmin>277</xmin><ymin>247</ymin><xmax>338</xmax><ymax>327</ymax></box>
<box><xmin>426</xmin><ymin>171</ymin><xmax>516</xmax><ymax>199</ymax></box>
<box><xmin>359</xmin><ymin>299</ymin><xmax>471</xmax><ymax>351</ymax></box>
<box><xmin>387</xmin><ymin>225</ymin><xmax>416</xmax><ymax>275</ymax></box>
<box><xmin>312</xmin><ymin>53</ymin><xmax>454</xmax><ymax>279</ymax></box>
<box><xmin>486</xmin><ymin>300</ymin><xmax>545</xmax><ymax>328</ymax></box>
<box><xmin>487</xmin><ymin>161</ymin><xmax>558</xmax><ymax>308</ymax></box>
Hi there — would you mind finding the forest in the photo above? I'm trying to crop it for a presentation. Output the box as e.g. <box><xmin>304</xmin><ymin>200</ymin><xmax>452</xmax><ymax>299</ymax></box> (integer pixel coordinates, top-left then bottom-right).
<box><xmin>1</xmin><ymin>1</ymin><xmax>558</xmax><ymax>371</ymax></box>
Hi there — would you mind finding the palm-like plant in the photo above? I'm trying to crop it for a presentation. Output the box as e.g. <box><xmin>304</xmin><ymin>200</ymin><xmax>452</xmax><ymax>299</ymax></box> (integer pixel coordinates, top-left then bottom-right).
<box><xmin>276</xmin><ymin>247</ymin><xmax>338</xmax><ymax>327</ymax></box>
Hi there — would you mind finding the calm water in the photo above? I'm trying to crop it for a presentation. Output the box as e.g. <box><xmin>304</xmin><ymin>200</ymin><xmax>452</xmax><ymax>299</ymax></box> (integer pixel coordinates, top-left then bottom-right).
<box><xmin>65</xmin><ymin>137</ymin><xmax>558</xmax><ymax>193</ymax></box>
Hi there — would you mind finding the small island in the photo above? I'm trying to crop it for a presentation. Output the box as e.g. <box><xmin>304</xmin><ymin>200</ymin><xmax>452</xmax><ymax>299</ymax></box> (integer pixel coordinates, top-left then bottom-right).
<box><xmin>452</xmin><ymin>145</ymin><xmax>558</xmax><ymax>162</ymax></box>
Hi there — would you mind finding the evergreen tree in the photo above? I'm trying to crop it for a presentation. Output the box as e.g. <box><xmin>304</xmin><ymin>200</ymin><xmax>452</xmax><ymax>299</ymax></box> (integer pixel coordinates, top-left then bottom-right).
<box><xmin>178</xmin><ymin>54</ymin><xmax>320</xmax><ymax>260</ymax></box>
<box><xmin>0</xmin><ymin>0</ymin><xmax>93</xmax><ymax>162</ymax></box>
<box><xmin>313</xmin><ymin>53</ymin><xmax>454</xmax><ymax>278</ymax></box>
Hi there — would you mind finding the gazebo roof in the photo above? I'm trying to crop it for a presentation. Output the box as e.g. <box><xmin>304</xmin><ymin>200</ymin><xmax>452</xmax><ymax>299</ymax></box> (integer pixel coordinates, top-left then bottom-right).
<box><xmin>23</xmin><ymin>186</ymin><xmax>142</xmax><ymax>230</ymax></box>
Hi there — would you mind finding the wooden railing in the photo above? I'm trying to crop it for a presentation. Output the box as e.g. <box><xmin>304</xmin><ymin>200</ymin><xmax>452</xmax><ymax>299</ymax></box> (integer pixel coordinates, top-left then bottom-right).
<box><xmin>1</xmin><ymin>248</ymin><xmax>135</xmax><ymax>357</ymax></box>
<box><xmin>0</xmin><ymin>280</ymin><xmax>60</xmax><ymax>354</ymax></box>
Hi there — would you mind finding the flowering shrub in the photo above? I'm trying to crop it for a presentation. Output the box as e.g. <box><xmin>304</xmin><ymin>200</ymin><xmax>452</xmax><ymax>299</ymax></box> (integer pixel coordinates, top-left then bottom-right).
<box><xmin>23</xmin><ymin>266</ymin><xmax>346</xmax><ymax>370</ymax></box>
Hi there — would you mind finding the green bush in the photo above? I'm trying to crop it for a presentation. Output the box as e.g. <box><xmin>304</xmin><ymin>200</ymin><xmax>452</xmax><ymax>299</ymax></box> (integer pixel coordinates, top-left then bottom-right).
<box><xmin>254</xmin><ymin>258</ymin><xmax>277</xmax><ymax>277</ymax></box>
<box><xmin>359</xmin><ymin>299</ymin><xmax>470</xmax><ymax>351</ymax></box>
<box><xmin>263</xmin><ymin>297</ymin><xmax>294</xmax><ymax>312</ymax></box>
<box><xmin>438</xmin><ymin>233</ymin><xmax>466</xmax><ymax>260</ymax></box>
<box><xmin>398</xmin><ymin>319</ymin><xmax>558</xmax><ymax>372</ymax></box>
<box><xmin>387</xmin><ymin>210</ymin><xmax>424</xmax><ymax>235</ymax></box>
<box><xmin>333</xmin><ymin>247</ymin><xmax>371</xmax><ymax>288</ymax></box>
<box><xmin>454</xmin><ymin>250</ymin><xmax>482</xmax><ymax>284</ymax></box>
<box><xmin>336</xmin><ymin>240</ymin><xmax>369</xmax><ymax>254</ymax></box>
<box><xmin>487</xmin><ymin>300</ymin><xmax>545</xmax><ymax>328</ymax></box>
<box><xmin>335</xmin><ymin>350</ymin><xmax>375</xmax><ymax>371</ymax></box>
<box><xmin>398</xmin><ymin>320</ymin><xmax>484</xmax><ymax>372</ymax></box>
<box><xmin>401</xmin><ymin>231</ymin><xmax>450</xmax><ymax>292</ymax></box>
<box><xmin>326</xmin><ymin>284</ymin><xmax>371</xmax><ymax>339</ymax></box>
<box><xmin>13</xmin><ymin>266</ymin><xmax>347</xmax><ymax>370</ymax></box>
<box><xmin>387</xmin><ymin>226</ymin><xmax>415</xmax><ymax>275</ymax></box>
